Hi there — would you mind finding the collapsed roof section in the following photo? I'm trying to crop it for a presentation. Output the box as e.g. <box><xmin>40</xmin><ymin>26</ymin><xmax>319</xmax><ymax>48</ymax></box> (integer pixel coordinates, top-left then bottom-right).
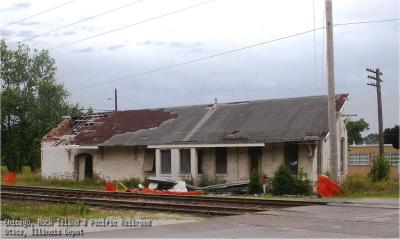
<box><xmin>44</xmin><ymin>110</ymin><xmax>177</xmax><ymax>146</ymax></box>
<box><xmin>44</xmin><ymin>94</ymin><xmax>349</xmax><ymax>147</ymax></box>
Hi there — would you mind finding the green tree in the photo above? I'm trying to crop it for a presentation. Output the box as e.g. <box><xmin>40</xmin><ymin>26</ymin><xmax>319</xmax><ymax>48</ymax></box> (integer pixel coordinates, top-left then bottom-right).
<box><xmin>247</xmin><ymin>170</ymin><xmax>262</xmax><ymax>194</ymax></box>
<box><xmin>345</xmin><ymin>119</ymin><xmax>369</xmax><ymax>145</ymax></box>
<box><xmin>1</xmin><ymin>40</ymin><xmax>82</xmax><ymax>172</ymax></box>
<box><xmin>384</xmin><ymin>125</ymin><xmax>399</xmax><ymax>149</ymax></box>
<box><xmin>272</xmin><ymin>165</ymin><xmax>295</xmax><ymax>195</ymax></box>
<box><xmin>86</xmin><ymin>106</ymin><xmax>94</xmax><ymax>114</ymax></box>
<box><xmin>369</xmin><ymin>157</ymin><xmax>391</xmax><ymax>181</ymax></box>
<box><xmin>364</xmin><ymin>133</ymin><xmax>379</xmax><ymax>144</ymax></box>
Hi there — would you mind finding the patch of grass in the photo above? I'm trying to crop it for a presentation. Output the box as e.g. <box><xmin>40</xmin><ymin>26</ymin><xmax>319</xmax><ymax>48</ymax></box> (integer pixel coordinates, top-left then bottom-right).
<box><xmin>2</xmin><ymin>167</ymin><xmax>151</xmax><ymax>191</ymax></box>
<box><xmin>1</xmin><ymin>202</ymin><xmax>92</xmax><ymax>221</ymax></box>
<box><xmin>340</xmin><ymin>175</ymin><xmax>399</xmax><ymax>198</ymax></box>
<box><xmin>2</xmin><ymin>167</ymin><xmax>102</xmax><ymax>190</ymax></box>
<box><xmin>120</xmin><ymin>177</ymin><xmax>142</xmax><ymax>189</ymax></box>
<box><xmin>1</xmin><ymin>201</ymin><xmax>200</xmax><ymax>221</ymax></box>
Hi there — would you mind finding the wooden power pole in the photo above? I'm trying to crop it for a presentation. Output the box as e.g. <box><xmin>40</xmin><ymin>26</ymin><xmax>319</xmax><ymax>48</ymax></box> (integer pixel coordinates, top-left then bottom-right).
<box><xmin>367</xmin><ymin>68</ymin><xmax>384</xmax><ymax>157</ymax></box>
<box><xmin>114</xmin><ymin>88</ymin><xmax>118</xmax><ymax>111</ymax></box>
<box><xmin>325</xmin><ymin>0</ymin><xmax>338</xmax><ymax>181</ymax></box>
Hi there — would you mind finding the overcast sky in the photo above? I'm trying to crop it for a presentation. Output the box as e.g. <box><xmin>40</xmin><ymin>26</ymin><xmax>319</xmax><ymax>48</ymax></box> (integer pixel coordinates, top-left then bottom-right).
<box><xmin>1</xmin><ymin>0</ymin><xmax>399</xmax><ymax>135</ymax></box>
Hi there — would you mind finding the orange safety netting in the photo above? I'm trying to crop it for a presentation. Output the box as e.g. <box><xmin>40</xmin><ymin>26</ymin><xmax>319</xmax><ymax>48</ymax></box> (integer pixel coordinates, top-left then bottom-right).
<box><xmin>316</xmin><ymin>175</ymin><xmax>343</xmax><ymax>197</ymax></box>
<box><xmin>105</xmin><ymin>182</ymin><xmax>116</xmax><ymax>192</ymax></box>
<box><xmin>3</xmin><ymin>172</ymin><xmax>17</xmax><ymax>185</ymax></box>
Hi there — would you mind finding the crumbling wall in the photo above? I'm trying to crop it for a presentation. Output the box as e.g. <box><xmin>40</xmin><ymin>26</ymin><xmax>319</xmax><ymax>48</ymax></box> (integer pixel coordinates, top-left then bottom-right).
<box><xmin>321</xmin><ymin>116</ymin><xmax>349</xmax><ymax>178</ymax></box>
<box><xmin>202</xmin><ymin>148</ymin><xmax>216</xmax><ymax>176</ymax></box>
<box><xmin>261</xmin><ymin>144</ymin><xmax>284</xmax><ymax>178</ymax></box>
<box><xmin>41</xmin><ymin>141</ymin><xmax>74</xmax><ymax>179</ymax></box>
<box><xmin>226</xmin><ymin>147</ymin><xmax>250</xmax><ymax>182</ymax></box>
<box><xmin>94</xmin><ymin>146</ymin><xmax>145</xmax><ymax>181</ymax></box>
<box><xmin>298</xmin><ymin>144</ymin><xmax>318</xmax><ymax>182</ymax></box>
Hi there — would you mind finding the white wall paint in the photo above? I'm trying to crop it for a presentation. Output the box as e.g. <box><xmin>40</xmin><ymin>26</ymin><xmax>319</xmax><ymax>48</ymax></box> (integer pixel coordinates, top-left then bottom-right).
<box><xmin>41</xmin><ymin>141</ymin><xmax>74</xmax><ymax>179</ymax></box>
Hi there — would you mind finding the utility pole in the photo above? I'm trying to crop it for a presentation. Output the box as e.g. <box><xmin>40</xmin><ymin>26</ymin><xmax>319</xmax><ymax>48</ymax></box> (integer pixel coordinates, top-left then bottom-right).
<box><xmin>114</xmin><ymin>88</ymin><xmax>118</xmax><ymax>111</ymax></box>
<box><xmin>325</xmin><ymin>0</ymin><xmax>338</xmax><ymax>181</ymax></box>
<box><xmin>367</xmin><ymin>68</ymin><xmax>384</xmax><ymax>157</ymax></box>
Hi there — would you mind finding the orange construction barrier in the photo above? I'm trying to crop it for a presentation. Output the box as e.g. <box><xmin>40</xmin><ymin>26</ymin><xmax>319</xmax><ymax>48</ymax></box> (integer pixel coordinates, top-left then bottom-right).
<box><xmin>3</xmin><ymin>172</ymin><xmax>16</xmax><ymax>185</ymax></box>
<box><xmin>105</xmin><ymin>182</ymin><xmax>116</xmax><ymax>192</ymax></box>
<box><xmin>317</xmin><ymin>175</ymin><xmax>343</xmax><ymax>197</ymax></box>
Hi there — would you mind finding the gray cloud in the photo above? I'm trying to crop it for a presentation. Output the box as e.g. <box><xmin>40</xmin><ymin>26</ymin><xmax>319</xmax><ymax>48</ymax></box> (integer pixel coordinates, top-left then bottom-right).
<box><xmin>107</xmin><ymin>44</ymin><xmax>124</xmax><ymax>50</ymax></box>
<box><xmin>210</xmin><ymin>71</ymin><xmax>231</xmax><ymax>76</ymax></box>
<box><xmin>138</xmin><ymin>40</ymin><xmax>165</xmax><ymax>46</ymax></box>
<box><xmin>78</xmin><ymin>25</ymin><xmax>103</xmax><ymax>32</ymax></box>
<box><xmin>61</xmin><ymin>31</ymin><xmax>76</xmax><ymax>36</ymax></box>
<box><xmin>138</xmin><ymin>40</ymin><xmax>203</xmax><ymax>52</ymax></box>
<box><xmin>168</xmin><ymin>41</ymin><xmax>202</xmax><ymax>49</ymax></box>
<box><xmin>0</xmin><ymin>1</ymin><xmax>31</xmax><ymax>11</ymax></box>
<box><xmin>0</xmin><ymin>29</ymin><xmax>15</xmax><ymax>37</ymax></box>
<box><xmin>17</xmin><ymin>30</ymin><xmax>34</xmax><ymax>37</ymax></box>
<box><xmin>15</xmin><ymin>21</ymin><xmax>40</xmax><ymax>26</ymax></box>
<box><xmin>12</xmin><ymin>2</ymin><xmax>31</xmax><ymax>10</ymax></box>
<box><xmin>74</xmin><ymin>47</ymin><xmax>94</xmax><ymax>53</ymax></box>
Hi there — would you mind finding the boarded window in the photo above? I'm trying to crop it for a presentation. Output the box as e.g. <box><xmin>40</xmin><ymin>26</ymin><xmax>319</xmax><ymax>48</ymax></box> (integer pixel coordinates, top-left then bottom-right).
<box><xmin>215</xmin><ymin>148</ymin><xmax>227</xmax><ymax>174</ymax></box>
<box><xmin>161</xmin><ymin>150</ymin><xmax>171</xmax><ymax>174</ymax></box>
<box><xmin>197</xmin><ymin>149</ymin><xmax>203</xmax><ymax>174</ymax></box>
<box><xmin>144</xmin><ymin>149</ymin><xmax>155</xmax><ymax>173</ymax></box>
<box><xmin>180</xmin><ymin>149</ymin><xmax>191</xmax><ymax>174</ymax></box>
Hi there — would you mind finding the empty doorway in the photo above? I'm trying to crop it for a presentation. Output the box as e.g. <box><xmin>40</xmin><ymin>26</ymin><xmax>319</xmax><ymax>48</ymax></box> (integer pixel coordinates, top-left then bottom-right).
<box><xmin>248</xmin><ymin>147</ymin><xmax>262</xmax><ymax>173</ymax></box>
<box><xmin>284</xmin><ymin>143</ymin><xmax>298</xmax><ymax>175</ymax></box>
<box><xmin>75</xmin><ymin>153</ymin><xmax>93</xmax><ymax>181</ymax></box>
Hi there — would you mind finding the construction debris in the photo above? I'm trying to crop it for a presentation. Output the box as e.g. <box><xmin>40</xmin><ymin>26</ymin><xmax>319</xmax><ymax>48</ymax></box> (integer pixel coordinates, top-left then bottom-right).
<box><xmin>104</xmin><ymin>178</ymin><xmax>250</xmax><ymax>196</ymax></box>
<box><xmin>146</xmin><ymin>177</ymin><xmax>201</xmax><ymax>191</ymax></box>
<box><xmin>170</xmin><ymin>181</ymin><xmax>188</xmax><ymax>192</ymax></box>
<box><xmin>201</xmin><ymin>181</ymin><xmax>249</xmax><ymax>193</ymax></box>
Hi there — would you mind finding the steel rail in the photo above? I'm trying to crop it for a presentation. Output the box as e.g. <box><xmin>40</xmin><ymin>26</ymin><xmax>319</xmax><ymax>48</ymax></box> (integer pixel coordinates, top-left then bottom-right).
<box><xmin>1</xmin><ymin>191</ymin><xmax>251</xmax><ymax>216</ymax></box>
<box><xmin>1</xmin><ymin>185</ymin><xmax>326</xmax><ymax>207</ymax></box>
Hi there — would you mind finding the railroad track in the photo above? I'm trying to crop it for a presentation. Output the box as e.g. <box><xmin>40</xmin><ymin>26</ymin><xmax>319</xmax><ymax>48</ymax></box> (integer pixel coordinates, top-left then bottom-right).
<box><xmin>1</xmin><ymin>185</ymin><xmax>326</xmax><ymax>216</ymax></box>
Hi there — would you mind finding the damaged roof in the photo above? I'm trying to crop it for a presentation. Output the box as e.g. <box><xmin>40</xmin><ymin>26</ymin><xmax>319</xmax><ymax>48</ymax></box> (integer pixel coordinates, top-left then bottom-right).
<box><xmin>73</xmin><ymin>110</ymin><xmax>177</xmax><ymax>145</ymax></box>
<box><xmin>50</xmin><ymin>94</ymin><xmax>349</xmax><ymax>146</ymax></box>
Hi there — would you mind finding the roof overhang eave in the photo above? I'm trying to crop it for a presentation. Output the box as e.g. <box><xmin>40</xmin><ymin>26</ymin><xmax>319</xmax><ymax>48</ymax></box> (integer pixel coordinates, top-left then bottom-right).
<box><xmin>147</xmin><ymin>142</ymin><xmax>265</xmax><ymax>149</ymax></box>
<box><xmin>66</xmin><ymin>145</ymin><xmax>98</xmax><ymax>149</ymax></box>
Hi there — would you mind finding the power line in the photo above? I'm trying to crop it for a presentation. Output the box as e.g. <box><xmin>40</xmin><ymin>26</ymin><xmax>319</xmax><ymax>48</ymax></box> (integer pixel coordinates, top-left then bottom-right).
<box><xmin>2</xmin><ymin>0</ymin><xmax>77</xmax><ymax>28</ymax></box>
<box><xmin>49</xmin><ymin>0</ymin><xmax>216</xmax><ymax>50</ymax></box>
<box><xmin>118</xmin><ymin>91</ymin><xmax>145</xmax><ymax>108</ymax></box>
<box><xmin>70</xmin><ymin>18</ymin><xmax>399</xmax><ymax>92</ymax></box>
<box><xmin>334</xmin><ymin>18</ymin><xmax>400</xmax><ymax>26</ymax></box>
<box><xmin>23</xmin><ymin>0</ymin><xmax>144</xmax><ymax>42</ymax></box>
<box><xmin>312</xmin><ymin>0</ymin><xmax>317</xmax><ymax>93</ymax></box>
<box><xmin>72</xmin><ymin>27</ymin><xmax>324</xmax><ymax>91</ymax></box>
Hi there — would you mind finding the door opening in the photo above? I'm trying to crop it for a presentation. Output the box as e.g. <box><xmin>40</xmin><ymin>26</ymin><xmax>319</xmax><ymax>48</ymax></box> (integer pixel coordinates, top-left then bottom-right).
<box><xmin>84</xmin><ymin>155</ymin><xmax>93</xmax><ymax>178</ymax></box>
<box><xmin>284</xmin><ymin>143</ymin><xmax>298</xmax><ymax>175</ymax></box>
<box><xmin>75</xmin><ymin>153</ymin><xmax>93</xmax><ymax>181</ymax></box>
<box><xmin>248</xmin><ymin>147</ymin><xmax>262</xmax><ymax>173</ymax></box>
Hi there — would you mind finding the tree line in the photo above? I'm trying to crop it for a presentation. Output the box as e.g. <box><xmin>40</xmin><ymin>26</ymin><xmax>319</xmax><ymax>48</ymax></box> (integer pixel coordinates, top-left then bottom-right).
<box><xmin>345</xmin><ymin>118</ymin><xmax>399</xmax><ymax>149</ymax></box>
<box><xmin>1</xmin><ymin>40</ymin><xmax>83</xmax><ymax>172</ymax></box>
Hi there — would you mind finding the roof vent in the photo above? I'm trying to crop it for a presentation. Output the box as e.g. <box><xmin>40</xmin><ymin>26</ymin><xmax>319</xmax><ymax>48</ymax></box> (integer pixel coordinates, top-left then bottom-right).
<box><xmin>230</xmin><ymin>130</ymin><xmax>240</xmax><ymax>136</ymax></box>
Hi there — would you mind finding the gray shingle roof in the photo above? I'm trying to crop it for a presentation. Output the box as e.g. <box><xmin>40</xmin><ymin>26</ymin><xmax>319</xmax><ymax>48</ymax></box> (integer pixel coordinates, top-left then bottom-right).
<box><xmin>100</xmin><ymin>94</ymin><xmax>348</xmax><ymax>146</ymax></box>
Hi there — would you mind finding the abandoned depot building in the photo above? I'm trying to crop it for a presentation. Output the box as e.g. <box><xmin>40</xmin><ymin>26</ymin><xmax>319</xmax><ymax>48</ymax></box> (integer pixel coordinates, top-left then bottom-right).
<box><xmin>41</xmin><ymin>94</ymin><xmax>349</xmax><ymax>185</ymax></box>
